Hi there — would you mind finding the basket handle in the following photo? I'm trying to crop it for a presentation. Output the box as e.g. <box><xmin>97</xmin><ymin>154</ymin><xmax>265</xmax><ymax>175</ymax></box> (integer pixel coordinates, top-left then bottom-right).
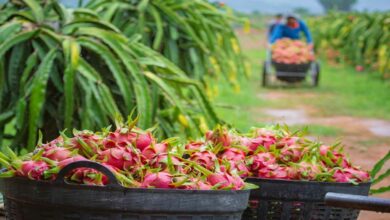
<box><xmin>55</xmin><ymin>161</ymin><xmax>121</xmax><ymax>188</ymax></box>
<box><xmin>325</xmin><ymin>192</ymin><xmax>390</xmax><ymax>213</ymax></box>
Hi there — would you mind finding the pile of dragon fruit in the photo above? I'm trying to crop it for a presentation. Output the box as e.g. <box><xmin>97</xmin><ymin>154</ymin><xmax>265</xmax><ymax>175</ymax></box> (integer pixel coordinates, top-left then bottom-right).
<box><xmin>204</xmin><ymin>126</ymin><xmax>370</xmax><ymax>183</ymax></box>
<box><xmin>0</xmin><ymin>122</ymin><xmax>370</xmax><ymax>188</ymax></box>
<box><xmin>272</xmin><ymin>38</ymin><xmax>315</xmax><ymax>64</ymax></box>
<box><xmin>0</xmin><ymin>120</ymin><xmax>250</xmax><ymax>190</ymax></box>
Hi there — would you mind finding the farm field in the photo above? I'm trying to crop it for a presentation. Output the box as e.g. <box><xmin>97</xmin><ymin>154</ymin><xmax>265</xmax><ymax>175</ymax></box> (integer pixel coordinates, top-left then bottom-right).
<box><xmin>214</xmin><ymin>29</ymin><xmax>390</xmax><ymax>219</ymax></box>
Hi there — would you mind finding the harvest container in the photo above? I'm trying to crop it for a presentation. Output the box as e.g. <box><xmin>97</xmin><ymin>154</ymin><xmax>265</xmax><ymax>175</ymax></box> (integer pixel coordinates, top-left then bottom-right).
<box><xmin>242</xmin><ymin>178</ymin><xmax>371</xmax><ymax>220</ymax></box>
<box><xmin>0</xmin><ymin>161</ymin><xmax>250</xmax><ymax>220</ymax></box>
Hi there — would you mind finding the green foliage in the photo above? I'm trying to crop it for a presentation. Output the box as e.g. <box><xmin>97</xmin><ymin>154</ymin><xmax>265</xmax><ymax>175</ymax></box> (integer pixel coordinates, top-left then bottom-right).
<box><xmin>310</xmin><ymin>12</ymin><xmax>390</xmax><ymax>79</ymax></box>
<box><xmin>0</xmin><ymin>0</ymin><xmax>220</xmax><ymax>151</ymax></box>
<box><xmin>370</xmin><ymin>151</ymin><xmax>390</xmax><ymax>194</ymax></box>
<box><xmin>86</xmin><ymin>0</ymin><xmax>249</xmax><ymax>88</ymax></box>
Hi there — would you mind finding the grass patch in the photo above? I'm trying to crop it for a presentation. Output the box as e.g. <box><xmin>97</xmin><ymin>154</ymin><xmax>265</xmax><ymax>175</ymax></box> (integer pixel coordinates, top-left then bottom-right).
<box><xmin>291</xmin><ymin>124</ymin><xmax>343</xmax><ymax>137</ymax></box>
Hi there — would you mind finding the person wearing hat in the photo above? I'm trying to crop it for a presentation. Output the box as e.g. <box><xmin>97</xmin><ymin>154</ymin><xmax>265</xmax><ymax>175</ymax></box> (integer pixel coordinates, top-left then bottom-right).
<box><xmin>269</xmin><ymin>14</ymin><xmax>313</xmax><ymax>46</ymax></box>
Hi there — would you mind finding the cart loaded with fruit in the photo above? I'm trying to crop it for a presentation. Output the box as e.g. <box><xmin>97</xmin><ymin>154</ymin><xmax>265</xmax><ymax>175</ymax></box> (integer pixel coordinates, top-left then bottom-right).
<box><xmin>263</xmin><ymin>38</ymin><xmax>320</xmax><ymax>87</ymax></box>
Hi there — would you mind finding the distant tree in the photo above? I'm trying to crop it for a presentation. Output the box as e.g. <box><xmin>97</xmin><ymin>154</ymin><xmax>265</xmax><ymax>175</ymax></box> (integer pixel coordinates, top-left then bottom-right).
<box><xmin>293</xmin><ymin>7</ymin><xmax>311</xmax><ymax>17</ymax></box>
<box><xmin>318</xmin><ymin>0</ymin><xmax>358</xmax><ymax>12</ymax></box>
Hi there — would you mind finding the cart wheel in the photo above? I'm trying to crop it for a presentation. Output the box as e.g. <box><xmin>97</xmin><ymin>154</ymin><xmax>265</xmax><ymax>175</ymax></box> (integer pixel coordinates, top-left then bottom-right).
<box><xmin>311</xmin><ymin>62</ymin><xmax>320</xmax><ymax>87</ymax></box>
<box><xmin>262</xmin><ymin>61</ymin><xmax>269</xmax><ymax>87</ymax></box>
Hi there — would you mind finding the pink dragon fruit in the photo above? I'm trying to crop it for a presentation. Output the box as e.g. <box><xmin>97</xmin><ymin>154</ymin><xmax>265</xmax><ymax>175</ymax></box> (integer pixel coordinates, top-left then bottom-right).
<box><xmin>248</xmin><ymin>152</ymin><xmax>277</xmax><ymax>172</ymax></box>
<box><xmin>141</xmin><ymin>143</ymin><xmax>168</xmax><ymax>160</ymax></box>
<box><xmin>39</xmin><ymin>136</ymin><xmax>64</xmax><ymax>150</ymax></box>
<box><xmin>277</xmin><ymin>136</ymin><xmax>300</xmax><ymax>148</ymax></box>
<box><xmin>333</xmin><ymin>168</ymin><xmax>370</xmax><ymax>183</ymax></box>
<box><xmin>102</xmin><ymin>130</ymin><xmax>135</xmax><ymax>149</ymax></box>
<box><xmin>185</xmin><ymin>141</ymin><xmax>206</xmax><ymax>151</ymax></box>
<box><xmin>319</xmin><ymin>145</ymin><xmax>332</xmax><ymax>156</ymax></box>
<box><xmin>17</xmin><ymin>161</ymin><xmax>50</xmax><ymax>180</ymax></box>
<box><xmin>220</xmin><ymin>148</ymin><xmax>245</xmax><ymax>162</ymax></box>
<box><xmin>257</xmin><ymin>164</ymin><xmax>289</xmax><ymax>179</ymax></box>
<box><xmin>181</xmin><ymin>178</ymin><xmax>212</xmax><ymax>190</ymax></box>
<box><xmin>205</xmin><ymin>129</ymin><xmax>232</xmax><ymax>147</ymax></box>
<box><xmin>150</xmin><ymin>153</ymin><xmax>181</xmax><ymax>170</ymax></box>
<box><xmin>98</xmin><ymin>147</ymin><xmax>140</xmax><ymax>171</ymax></box>
<box><xmin>58</xmin><ymin>155</ymin><xmax>88</xmax><ymax>168</ymax></box>
<box><xmin>70</xmin><ymin>131</ymin><xmax>103</xmax><ymax>155</ymax></box>
<box><xmin>190</xmin><ymin>151</ymin><xmax>217</xmax><ymax>170</ymax></box>
<box><xmin>69</xmin><ymin>168</ymin><xmax>108</xmax><ymax>186</ymax></box>
<box><xmin>42</xmin><ymin>147</ymin><xmax>73</xmax><ymax>162</ymax></box>
<box><xmin>134</xmin><ymin>132</ymin><xmax>153</xmax><ymax>151</ymax></box>
<box><xmin>294</xmin><ymin>161</ymin><xmax>322</xmax><ymax>180</ymax></box>
<box><xmin>207</xmin><ymin>172</ymin><xmax>244</xmax><ymax>190</ymax></box>
<box><xmin>141</xmin><ymin>172</ymin><xmax>173</xmax><ymax>189</ymax></box>
<box><xmin>279</xmin><ymin>145</ymin><xmax>304</xmax><ymax>163</ymax></box>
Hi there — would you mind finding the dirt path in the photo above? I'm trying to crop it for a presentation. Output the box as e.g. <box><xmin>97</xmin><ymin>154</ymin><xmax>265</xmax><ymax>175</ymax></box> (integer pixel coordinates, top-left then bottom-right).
<box><xmin>237</xmin><ymin>29</ymin><xmax>390</xmax><ymax>220</ymax></box>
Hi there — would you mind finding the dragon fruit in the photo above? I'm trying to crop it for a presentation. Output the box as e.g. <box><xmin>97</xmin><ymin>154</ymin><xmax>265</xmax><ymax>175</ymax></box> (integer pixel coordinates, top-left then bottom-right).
<box><xmin>69</xmin><ymin>168</ymin><xmax>108</xmax><ymax>186</ymax></box>
<box><xmin>141</xmin><ymin>172</ymin><xmax>173</xmax><ymax>189</ymax></box>
<box><xmin>332</xmin><ymin>168</ymin><xmax>370</xmax><ymax>183</ymax></box>
<box><xmin>185</xmin><ymin>141</ymin><xmax>206</xmax><ymax>151</ymax></box>
<box><xmin>190</xmin><ymin>151</ymin><xmax>217</xmax><ymax>170</ymax></box>
<box><xmin>248</xmin><ymin>152</ymin><xmax>277</xmax><ymax>172</ymax></box>
<box><xmin>98</xmin><ymin>147</ymin><xmax>140</xmax><ymax>171</ymax></box>
<box><xmin>279</xmin><ymin>145</ymin><xmax>304</xmax><ymax>163</ymax></box>
<box><xmin>150</xmin><ymin>153</ymin><xmax>182</xmax><ymax>170</ymax></box>
<box><xmin>58</xmin><ymin>155</ymin><xmax>88</xmax><ymax>168</ymax></box>
<box><xmin>205</xmin><ymin>128</ymin><xmax>233</xmax><ymax>147</ymax></box>
<box><xmin>142</xmin><ymin>143</ymin><xmax>168</xmax><ymax>160</ymax></box>
<box><xmin>207</xmin><ymin>172</ymin><xmax>244</xmax><ymax>190</ymax></box>
<box><xmin>42</xmin><ymin>147</ymin><xmax>73</xmax><ymax>162</ymax></box>
<box><xmin>220</xmin><ymin>148</ymin><xmax>246</xmax><ymax>162</ymax></box>
<box><xmin>134</xmin><ymin>132</ymin><xmax>153</xmax><ymax>151</ymax></box>
<box><xmin>17</xmin><ymin>161</ymin><xmax>50</xmax><ymax>180</ymax></box>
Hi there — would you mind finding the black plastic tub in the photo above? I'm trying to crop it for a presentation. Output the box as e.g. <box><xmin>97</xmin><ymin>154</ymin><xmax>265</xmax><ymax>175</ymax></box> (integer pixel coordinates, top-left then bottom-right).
<box><xmin>0</xmin><ymin>161</ymin><xmax>250</xmax><ymax>220</ymax></box>
<box><xmin>242</xmin><ymin>178</ymin><xmax>371</xmax><ymax>220</ymax></box>
<box><xmin>272</xmin><ymin>62</ymin><xmax>311</xmax><ymax>82</ymax></box>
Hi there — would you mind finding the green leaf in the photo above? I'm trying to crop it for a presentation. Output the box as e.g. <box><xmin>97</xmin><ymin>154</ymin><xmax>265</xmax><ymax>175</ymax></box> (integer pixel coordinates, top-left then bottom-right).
<box><xmin>63</xmin><ymin>39</ymin><xmax>80</xmax><ymax>130</ymax></box>
<box><xmin>370</xmin><ymin>186</ymin><xmax>390</xmax><ymax>195</ymax></box>
<box><xmin>372</xmin><ymin>168</ymin><xmax>390</xmax><ymax>185</ymax></box>
<box><xmin>0</xmin><ymin>22</ymin><xmax>22</xmax><ymax>43</ymax></box>
<box><xmin>7</xmin><ymin>42</ymin><xmax>25</xmax><ymax>95</ymax></box>
<box><xmin>23</xmin><ymin>0</ymin><xmax>44</xmax><ymax>23</ymax></box>
<box><xmin>27</xmin><ymin>49</ymin><xmax>57</xmax><ymax>151</ymax></box>
<box><xmin>0</xmin><ymin>30</ymin><xmax>38</xmax><ymax>59</ymax></box>
<box><xmin>77</xmin><ymin>38</ymin><xmax>133</xmax><ymax>111</ymax></box>
<box><xmin>371</xmin><ymin>151</ymin><xmax>390</xmax><ymax>178</ymax></box>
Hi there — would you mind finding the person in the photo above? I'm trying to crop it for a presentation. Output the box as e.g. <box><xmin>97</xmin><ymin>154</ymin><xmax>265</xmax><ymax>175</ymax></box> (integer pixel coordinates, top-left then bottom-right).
<box><xmin>269</xmin><ymin>14</ymin><xmax>313</xmax><ymax>46</ymax></box>
<box><xmin>268</xmin><ymin>14</ymin><xmax>283</xmax><ymax>38</ymax></box>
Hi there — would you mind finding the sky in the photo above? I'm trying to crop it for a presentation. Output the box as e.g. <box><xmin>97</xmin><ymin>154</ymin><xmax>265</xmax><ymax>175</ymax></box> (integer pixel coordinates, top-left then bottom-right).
<box><xmin>219</xmin><ymin>0</ymin><xmax>390</xmax><ymax>14</ymax></box>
